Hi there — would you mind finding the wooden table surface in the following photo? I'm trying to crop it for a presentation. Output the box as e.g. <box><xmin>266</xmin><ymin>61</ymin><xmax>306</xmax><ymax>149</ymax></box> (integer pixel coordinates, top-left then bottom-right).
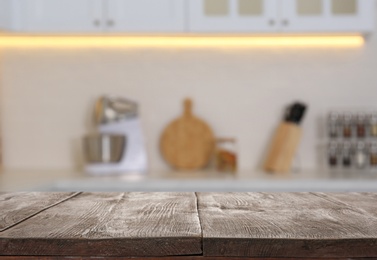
<box><xmin>1</xmin><ymin>192</ymin><xmax>377</xmax><ymax>259</ymax></box>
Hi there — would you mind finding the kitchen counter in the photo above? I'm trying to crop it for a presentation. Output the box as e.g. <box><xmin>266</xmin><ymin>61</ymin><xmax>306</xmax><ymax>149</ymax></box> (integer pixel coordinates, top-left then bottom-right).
<box><xmin>1</xmin><ymin>169</ymin><xmax>377</xmax><ymax>192</ymax></box>
<box><xmin>1</xmin><ymin>192</ymin><xmax>377</xmax><ymax>259</ymax></box>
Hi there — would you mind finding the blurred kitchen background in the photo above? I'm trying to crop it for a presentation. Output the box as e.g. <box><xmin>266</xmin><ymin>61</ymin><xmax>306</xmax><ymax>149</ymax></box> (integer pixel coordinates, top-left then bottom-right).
<box><xmin>1</xmin><ymin>0</ymin><xmax>377</xmax><ymax>191</ymax></box>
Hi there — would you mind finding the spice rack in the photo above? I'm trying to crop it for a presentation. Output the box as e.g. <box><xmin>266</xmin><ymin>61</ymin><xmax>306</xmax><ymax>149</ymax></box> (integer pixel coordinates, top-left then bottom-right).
<box><xmin>326</xmin><ymin>111</ymin><xmax>377</xmax><ymax>172</ymax></box>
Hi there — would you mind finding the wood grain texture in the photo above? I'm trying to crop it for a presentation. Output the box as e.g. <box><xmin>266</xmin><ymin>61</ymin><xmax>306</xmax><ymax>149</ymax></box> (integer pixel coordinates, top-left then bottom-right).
<box><xmin>263</xmin><ymin>122</ymin><xmax>302</xmax><ymax>173</ymax></box>
<box><xmin>197</xmin><ymin>192</ymin><xmax>377</xmax><ymax>258</ymax></box>
<box><xmin>0</xmin><ymin>192</ymin><xmax>202</xmax><ymax>257</ymax></box>
<box><xmin>0</xmin><ymin>192</ymin><xmax>79</xmax><ymax>231</ymax></box>
<box><xmin>160</xmin><ymin>98</ymin><xmax>214</xmax><ymax>171</ymax></box>
<box><xmin>320</xmin><ymin>192</ymin><xmax>377</xmax><ymax>216</ymax></box>
<box><xmin>0</xmin><ymin>257</ymin><xmax>369</xmax><ymax>260</ymax></box>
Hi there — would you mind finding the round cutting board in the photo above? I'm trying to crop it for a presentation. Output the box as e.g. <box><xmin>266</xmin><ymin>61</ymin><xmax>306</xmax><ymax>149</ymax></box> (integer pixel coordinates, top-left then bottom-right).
<box><xmin>160</xmin><ymin>99</ymin><xmax>214</xmax><ymax>171</ymax></box>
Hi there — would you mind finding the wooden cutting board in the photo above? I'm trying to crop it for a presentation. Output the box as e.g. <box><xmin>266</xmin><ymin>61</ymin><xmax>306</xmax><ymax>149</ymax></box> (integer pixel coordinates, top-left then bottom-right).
<box><xmin>160</xmin><ymin>99</ymin><xmax>214</xmax><ymax>171</ymax></box>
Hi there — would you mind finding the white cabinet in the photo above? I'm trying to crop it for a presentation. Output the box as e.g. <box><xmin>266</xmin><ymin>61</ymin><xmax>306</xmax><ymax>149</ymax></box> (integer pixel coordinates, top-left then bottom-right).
<box><xmin>281</xmin><ymin>0</ymin><xmax>375</xmax><ymax>33</ymax></box>
<box><xmin>0</xmin><ymin>0</ymin><xmax>12</xmax><ymax>31</ymax></box>
<box><xmin>12</xmin><ymin>0</ymin><xmax>103</xmax><ymax>33</ymax></box>
<box><xmin>106</xmin><ymin>0</ymin><xmax>186</xmax><ymax>32</ymax></box>
<box><xmin>189</xmin><ymin>0</ymin><xmax>278</xmax><ymax>32</ymax></box>
<box><xmin>188</xmin><ymin>0</ymin><xmax>374</xmax><ymax>33</ymax></box>
<box><xmin>6</xmin><ymin>0</ymin><xmax>186</xmax><ymax>33</ymax></box>
<box><xmin>0</xmin><ymin>0</ymin><xmax>374</xmax><ymax>34</ymax></box>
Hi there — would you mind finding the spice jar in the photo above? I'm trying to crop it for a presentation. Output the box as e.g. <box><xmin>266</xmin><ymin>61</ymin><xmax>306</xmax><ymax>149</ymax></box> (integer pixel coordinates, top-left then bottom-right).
<box><xmin>341</xmin><ymin>142</ymin><xmax>352</xmax><ymax>168</ymax></box>
<box><xmin>370</xmin><ymin>114</ymin><xmax>377</xmax><ymax>137</ymax></box>
<box><xmin>356</xmin><ymin>113</ymin><xmax>366</xmax><ymax>138</ymax></box>
<box><xmin>214</xmin><ymin>138</ymin><xmax>237</xmax><ymax>174</ymax></box>
<box><xmin>353</xmin><ymin>142</ymin><xmax>367</xmax><ymax>169</ymax></box>
<box><xmin>328</xmin><ymin>142</ymin><xmax>339</xmax><ymax>167</ymax></box>
<box><xmin>342</xmin><ymin>113</ymin><xmax>353</xmax><ymax>138</ymax></box>
<box><xmin>328</xmin><ymin>112</ymin><xmax>340</xmax><ymax>138</ymax></box>
<box><xmin>369</xmin><ymin>142</ymin><xmax>377</xmax><ymax>167</ymax></box>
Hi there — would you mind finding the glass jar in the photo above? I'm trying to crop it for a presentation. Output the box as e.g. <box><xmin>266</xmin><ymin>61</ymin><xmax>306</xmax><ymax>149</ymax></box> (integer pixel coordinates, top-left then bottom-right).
<box><xmin>370</xmin><ymin>114</ymin><xmax>377</xmax><ymax>137</ymax></box>
<box><xmin>328</xmin><ymin>142</ymin><xmax>339</xmax><ymax>167</ymax></box>
<box><xmin>342</xmin><ymin>113</ymin><xmax>353</xmax><ymax>138</ymax></box>
<box><xmin>328</xmin><ymin>112</ymin><xmax>340</xmax><ymax>138</ymax></box>
<box><xmin>214</xmin><ymin>138</ymin><xmax>237</xmax><ymax>174</ymax></box>
<box><xmin>340</xmin><ymin>142</ymin><xmax>352</xmax><ymax>168</ymax></box>
<box><xmin>356</xmin><ymin>113</ymin><xmax>366</xmax><ymax>138</ymax></box>
<box><xmin>353</xmin><ymin>142</ymin><xmax>367</xmax><ymax>169</ymax></box>
<box><xmin>369</xmin><ymin>142</ymin><xmax>377</xmax><ymax>167</ymax></box>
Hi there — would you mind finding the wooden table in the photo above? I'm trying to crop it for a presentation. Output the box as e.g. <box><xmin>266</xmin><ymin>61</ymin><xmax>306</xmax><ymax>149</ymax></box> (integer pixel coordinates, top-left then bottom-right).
<box><xmin>1</xmin><ymin>192</ymin><xmax>377</xmax><ymax>259</ymax></box>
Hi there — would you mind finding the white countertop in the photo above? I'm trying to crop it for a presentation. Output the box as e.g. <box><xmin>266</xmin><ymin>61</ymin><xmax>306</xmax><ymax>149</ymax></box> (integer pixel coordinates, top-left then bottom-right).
<box><xmin>1</xmin><ymin>169</ymin><xmax>377</xmax><ymax>192</ymax></box>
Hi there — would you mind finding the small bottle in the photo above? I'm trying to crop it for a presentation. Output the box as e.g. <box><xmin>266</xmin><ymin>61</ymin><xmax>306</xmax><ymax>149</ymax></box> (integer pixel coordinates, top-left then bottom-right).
<box><xmin>328</xmin><ymin>142</ymin><xmax>338</xmax><ymax>167</ymax></box>
<box><xmin>343</xmin><ymin>113</ymin><xmax>353</xmax><ymax>138</ymax></box>
<box><xmin>369</xmin><ymin>142</ymin><xmax>377</xmax><ymax>167</ymax></box>
<box><xmin>356</xmin><ymin>113</ymin><xmax>366</xmax><ymax>138</ymax></box>
<box><xmin>328</xmin><ymin>112</ymin><xmax>339</xmax><ymax>138</ymax></box>
<box><xmin>370</xmin><ymin>114</ymin><xmax>377</xmax><ymax>137</ymax></box>
<box><xmin>215</xmin><ymin>138</ymin><xmax>237</xmax><ymax>174</ymax></box>
<box><xmin>341</xmin><ymin>142</ymin><xmax>352</xmax><ymax>168</ymax></box>
<box><xmin>353</xmin><ymin>142</ymin><xmax>367</xmax><ymax>169</ymax></box>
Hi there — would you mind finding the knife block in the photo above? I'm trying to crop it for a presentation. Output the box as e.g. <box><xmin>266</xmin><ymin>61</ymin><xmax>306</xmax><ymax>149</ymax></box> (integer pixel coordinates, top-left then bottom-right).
<box><xmin>264</xmin><ymin>122</ymin><xmax>302</xmax><ymax>173</ymax></box>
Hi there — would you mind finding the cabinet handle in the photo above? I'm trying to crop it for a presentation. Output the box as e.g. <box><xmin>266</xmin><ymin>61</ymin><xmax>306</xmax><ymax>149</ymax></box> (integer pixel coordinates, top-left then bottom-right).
<box><xmin>107</xmin><ymin>20</ymin><xmax>115</xmax><ymax>27</ymax></box>
<box><xmin>269</xmin><ymin>19</ymin><xmax>275</xmax><ymax>26</ymax></box>
<box><xmin>282</xmin><ymin>19</ymin><xmax>289</xmax><ymax>26</ymax></box>
<box><xmin>93</xmin><ymin>20</ymin><xmax>101</xmax><ymax>27</ymax></box>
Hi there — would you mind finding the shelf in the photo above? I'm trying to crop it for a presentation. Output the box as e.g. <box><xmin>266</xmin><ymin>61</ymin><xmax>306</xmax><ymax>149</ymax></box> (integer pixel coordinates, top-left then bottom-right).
<box><xmin>1</xmin><ymin>169</ymin><xmax>377</xmax><ymax>192</ymax></box>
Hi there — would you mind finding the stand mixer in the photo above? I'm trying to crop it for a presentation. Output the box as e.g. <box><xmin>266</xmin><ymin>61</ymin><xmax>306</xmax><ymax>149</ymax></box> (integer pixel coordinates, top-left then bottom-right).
<box><xmin>84</xmin><ymin>96</ymin><xmax>148</xmax><ymax>175</ymax></box>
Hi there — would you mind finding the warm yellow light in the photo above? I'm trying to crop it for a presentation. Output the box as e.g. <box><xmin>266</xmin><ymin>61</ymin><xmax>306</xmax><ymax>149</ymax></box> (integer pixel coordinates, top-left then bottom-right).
<box><xmin>0</xmin><ymin>35</ymin><xmax>364</xmax><ymax>48</ymax></box>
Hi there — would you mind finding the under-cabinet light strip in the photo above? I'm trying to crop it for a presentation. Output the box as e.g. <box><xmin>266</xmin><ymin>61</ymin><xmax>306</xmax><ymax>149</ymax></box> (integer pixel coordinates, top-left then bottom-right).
<box><xmin>0</xmin><ymin>35</ymin><xmax>364</xmax><ymax>48</ymax></box>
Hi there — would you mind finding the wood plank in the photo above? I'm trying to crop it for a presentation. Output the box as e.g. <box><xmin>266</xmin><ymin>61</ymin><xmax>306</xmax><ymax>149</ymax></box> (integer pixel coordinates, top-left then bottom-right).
<box><xmin>0</xmin><ymin>192</ymin><xmax>80</xmax><ymax>231</ymax></box>
<box><xmin>0</xmin><ymin>257</ymin><xmax>374</xmax><ymax>260</ymax></box>
<box><xmin>0</xmin><ymin>257</ymin><xmax>369</xmax><ymax>260</ymax></box>
<box><xmin>319</xmin><ymin>193</ymin><xmax>377</xmax><ymax>216</ymax></box>
<box><xmin>197</xmin><ymin>192</ymin><xmax>377</xmax><ymax>258</ymax></box>
<box><xmin>0</xmin><ymin>192</ymin><xmax>202</xmax><ymax>257</ymax></box>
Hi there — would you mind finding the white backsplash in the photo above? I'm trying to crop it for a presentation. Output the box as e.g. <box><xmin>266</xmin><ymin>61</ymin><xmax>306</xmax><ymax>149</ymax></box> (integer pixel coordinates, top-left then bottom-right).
<box><xmin>1</xmin><ymin>36</ymin><xmax>377</xmax><ymax>172</ymax></box>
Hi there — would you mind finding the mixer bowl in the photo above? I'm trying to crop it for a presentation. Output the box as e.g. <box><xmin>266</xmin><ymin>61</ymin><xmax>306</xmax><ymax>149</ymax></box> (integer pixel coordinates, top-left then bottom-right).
<box><xmin>83</xmin><ymin>134</ymin><xmax>126</xmax><ymax>163</ymax></box>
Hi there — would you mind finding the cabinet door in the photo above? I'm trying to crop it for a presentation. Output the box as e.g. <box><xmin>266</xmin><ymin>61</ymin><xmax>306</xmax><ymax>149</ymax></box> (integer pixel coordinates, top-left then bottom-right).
<box><xmin>0</xmin><ymin>0</ymin><xmax>12</xmax><ymax>31</ymax></box>
<box><xmin>12</xmin><ymin>0</ymin><xmax>103</xmax><ymax>33</ymax></box>
<box><xmin>188</xmin><ymin>0</ymin><xmax>278</xmax><ymax>32</ymax></box>
<box><xmin>106</xmin><ymin>0</ymin><xmax>186</xmax><ymax>32</ymax></box>
<box><xmin>281</xmin><ymin>0</ymin><xmax>374</xmax><ymax>33</ymax></box>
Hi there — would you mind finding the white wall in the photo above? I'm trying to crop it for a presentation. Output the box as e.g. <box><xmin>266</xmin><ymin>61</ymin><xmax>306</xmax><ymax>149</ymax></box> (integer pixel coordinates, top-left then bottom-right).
<box><xmin>1</xmin><ymin>37</ymin><xmax>377</xmax><ymax>172</ymax></box>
